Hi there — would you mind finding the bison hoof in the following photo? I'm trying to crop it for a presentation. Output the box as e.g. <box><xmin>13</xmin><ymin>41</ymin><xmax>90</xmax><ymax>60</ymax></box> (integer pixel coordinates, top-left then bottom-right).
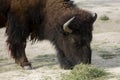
<box><xmin>23</xmin><ymin>65</ymin><xmax>32</xmax><ymax>70</ymax></box>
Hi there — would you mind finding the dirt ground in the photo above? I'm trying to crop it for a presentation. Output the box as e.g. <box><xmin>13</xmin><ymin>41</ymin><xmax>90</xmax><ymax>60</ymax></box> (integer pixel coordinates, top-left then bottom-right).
<box><xmin>0</xmin><ymin>0</ymin><xmax>120</xmax><ymax>80</ymax></box>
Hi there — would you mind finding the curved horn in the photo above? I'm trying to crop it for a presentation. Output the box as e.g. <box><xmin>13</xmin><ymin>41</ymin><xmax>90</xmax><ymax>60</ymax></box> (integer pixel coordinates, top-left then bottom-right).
<box><xmin>63</xmin><ymin>17</ymin><xmax>75</xmax><ymax>33</ymax></box>
<box><xmin>92</xmin><ymin>13</ymin><xmax>97</xmax><ymax>22</ymax></box>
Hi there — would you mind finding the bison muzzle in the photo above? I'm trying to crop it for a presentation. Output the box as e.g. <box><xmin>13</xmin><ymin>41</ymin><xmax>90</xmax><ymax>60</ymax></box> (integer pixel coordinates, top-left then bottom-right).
<box><xmin>0</xmin><ymin>0</ymin><xmax>97</xmax><ymax>69</ymax></box>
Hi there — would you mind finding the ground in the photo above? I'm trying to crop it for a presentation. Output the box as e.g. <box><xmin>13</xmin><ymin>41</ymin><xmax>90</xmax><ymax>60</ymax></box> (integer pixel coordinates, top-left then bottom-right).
<box><xmin>0</xmin><ymin>0</ymin><xmax>120</xmax><ymax>80</ymax></box>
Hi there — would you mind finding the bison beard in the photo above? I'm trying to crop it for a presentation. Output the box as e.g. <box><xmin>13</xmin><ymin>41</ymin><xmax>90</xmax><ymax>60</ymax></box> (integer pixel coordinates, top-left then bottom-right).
<box><xmin>0</xmin><ymin>0</ymin><xmax>97</xmax><ymax>69</ymax></box>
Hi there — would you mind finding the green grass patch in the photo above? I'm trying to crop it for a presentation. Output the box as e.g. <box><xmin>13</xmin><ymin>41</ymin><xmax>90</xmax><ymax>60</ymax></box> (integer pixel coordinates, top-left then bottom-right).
<box><xmin>61</xmin><ymin>64</ymin><xmax>109</xmax><ymax>80</ymax></box>
<box><xmin>99</xmin><ymin>15</ymin><xmax>109</xmax><ymax>21</ymax></box>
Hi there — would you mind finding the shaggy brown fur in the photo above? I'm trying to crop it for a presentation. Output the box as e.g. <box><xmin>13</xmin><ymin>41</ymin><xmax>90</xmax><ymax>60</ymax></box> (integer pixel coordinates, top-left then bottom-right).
<box><xmin>0</xmin><ymin>0</ymin><xmax>97</xmax><ymax>69</ymax></box>
<box><xmin>0</xmin><ymin>14</ymin><xmax>7</xmax><ymax>28</ymax></box>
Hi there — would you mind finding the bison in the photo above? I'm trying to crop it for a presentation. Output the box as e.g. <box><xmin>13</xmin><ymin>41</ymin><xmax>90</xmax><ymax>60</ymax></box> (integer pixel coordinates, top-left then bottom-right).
<box><xmin>0</xmin><ymin>0</ymin><xmax>97</xmax><ymax>69</ymax></box>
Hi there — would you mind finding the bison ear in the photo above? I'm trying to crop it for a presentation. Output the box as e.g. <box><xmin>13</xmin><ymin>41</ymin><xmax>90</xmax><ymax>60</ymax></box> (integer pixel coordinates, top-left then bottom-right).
<box><xmin>92</xmin><ymin>13</ymin><xmax>97</xmax><ymax>23</ymax></box>
<box><xmin>63</xmin><ymin>17</ymin><xmax>75</xmax><ymax>33</ymax></box>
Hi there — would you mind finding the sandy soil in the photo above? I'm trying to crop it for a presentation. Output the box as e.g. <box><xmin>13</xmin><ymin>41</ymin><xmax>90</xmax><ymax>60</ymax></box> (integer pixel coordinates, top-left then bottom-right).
<box><xmin>0</xmin><ymin>0</ymin><xmax>120</xmax><ymax>80</ymax></box>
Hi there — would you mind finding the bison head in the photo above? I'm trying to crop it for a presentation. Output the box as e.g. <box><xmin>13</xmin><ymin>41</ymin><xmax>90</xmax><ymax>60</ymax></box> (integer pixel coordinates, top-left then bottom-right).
<box><xmin>56</xmin><ymin>12</ymin><xmax>97</xmax><ymax>69</ymax></box>
<box><xmin>44</xmin><ymin>0</ymin><xmax>97</xmax><ymax>69</ymax></box>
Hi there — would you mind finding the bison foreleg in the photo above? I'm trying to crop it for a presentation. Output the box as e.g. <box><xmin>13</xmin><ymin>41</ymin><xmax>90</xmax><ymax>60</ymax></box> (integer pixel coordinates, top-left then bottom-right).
<box><xmin>6</xmin><ymin>14</ymin><xmax>31</xmax><ymax>69</ymax></box>
<box><xmin>7</xmin><ymin>41</ymin><xmax>32</xmax><ymax>70</ymax></box>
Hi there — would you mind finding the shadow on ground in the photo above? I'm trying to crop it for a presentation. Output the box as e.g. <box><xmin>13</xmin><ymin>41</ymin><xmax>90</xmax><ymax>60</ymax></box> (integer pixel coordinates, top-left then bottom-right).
<box><xmin>31</xmin><ymin>54</ymin><xmax>59</xmax><ymax>69</ymax></box>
